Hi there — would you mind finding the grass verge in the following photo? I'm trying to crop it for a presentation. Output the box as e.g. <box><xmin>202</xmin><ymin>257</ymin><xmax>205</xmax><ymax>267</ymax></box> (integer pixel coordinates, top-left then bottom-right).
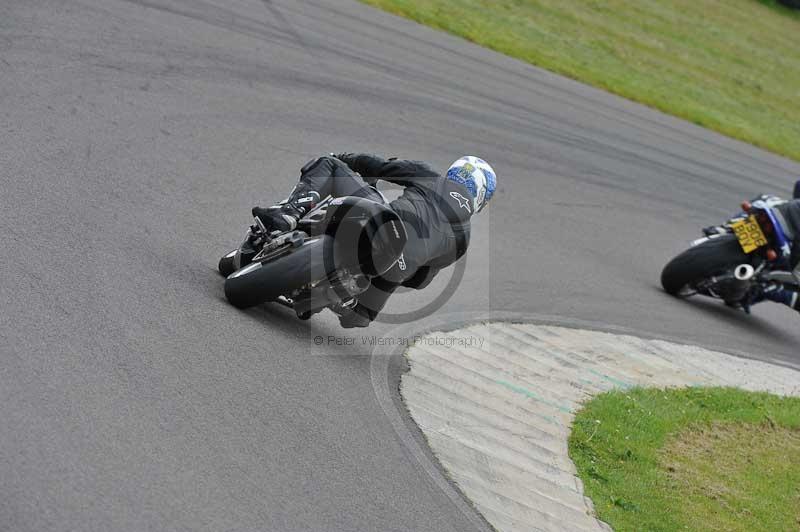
<box><xmin>360</xmin><ymin>0</ymin><xmax>800</xmax><ymax>161</ymax></box>
<box><xmin>568</xmin><ymin>387</ymin><xmax>800</xmax><ymax>531</ymax></box>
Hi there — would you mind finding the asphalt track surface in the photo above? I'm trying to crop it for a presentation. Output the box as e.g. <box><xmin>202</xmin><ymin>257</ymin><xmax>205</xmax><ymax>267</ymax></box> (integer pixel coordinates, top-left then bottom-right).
<box><xmin>2</xmin><ymin>1</ymin><xmax>800</xmax><ymax>530</ymax></box>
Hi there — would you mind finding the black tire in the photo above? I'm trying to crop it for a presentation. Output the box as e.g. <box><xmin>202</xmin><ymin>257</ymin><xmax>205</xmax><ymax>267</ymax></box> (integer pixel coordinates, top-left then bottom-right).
<box><xmin>224</xmin><ymin>236</ymin><xmax>332</xmax><ymax>309</ymax></box>
<box><xmin>218</xmin><ymin>251</ymin><xmax>237</xmax><ymax>277</ymax></box>
<box><xmin>661</xmin><ymin>234</ymin><xmax>749</xmax><ymax>296</ymax></box>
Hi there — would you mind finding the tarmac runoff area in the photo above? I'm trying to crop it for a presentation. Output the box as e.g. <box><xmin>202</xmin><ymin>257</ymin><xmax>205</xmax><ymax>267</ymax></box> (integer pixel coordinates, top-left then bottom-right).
<box><xmin>400</xmin><ymin>322</ymin><xmax>800</xmax><ymax>532</ymax></box>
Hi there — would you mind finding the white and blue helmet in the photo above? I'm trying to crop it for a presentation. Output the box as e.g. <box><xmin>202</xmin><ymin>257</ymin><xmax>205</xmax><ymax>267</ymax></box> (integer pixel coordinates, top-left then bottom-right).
<box><xmin>446</xmin><ymin>156</ymin><xmax>497</xmax><ymax>213</ymax></box>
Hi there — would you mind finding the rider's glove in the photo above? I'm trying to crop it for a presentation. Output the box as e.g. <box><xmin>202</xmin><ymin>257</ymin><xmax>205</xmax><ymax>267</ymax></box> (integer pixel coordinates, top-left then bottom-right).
<box><xmin>338</xmin><ymin>303</ymin><xmax>374</xmax><ymax>329</ymax></box>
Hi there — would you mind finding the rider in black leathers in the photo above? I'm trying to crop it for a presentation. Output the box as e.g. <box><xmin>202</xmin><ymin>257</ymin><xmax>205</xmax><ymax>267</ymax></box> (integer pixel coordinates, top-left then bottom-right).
<box><xmin>252</xmin><ymin>153</ymin><xmax>497</xmax><ymax>328</ymax></box>
<box><xmin>764</xmin><ymin>199</ymin><xmax>800</xmax><ymax>311</ymax></box>
<box><xmin>704</xmin><ymin>184</ymin><xmax>800</xmax><ymax>313</ymax></box>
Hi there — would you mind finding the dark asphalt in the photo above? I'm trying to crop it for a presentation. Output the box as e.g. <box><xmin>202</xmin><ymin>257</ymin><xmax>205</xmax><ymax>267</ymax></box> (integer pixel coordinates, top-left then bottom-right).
<box><xmin>2</xmin><ymin>0</ymin><xmax>799</xmax><ymax>530</ymax></box>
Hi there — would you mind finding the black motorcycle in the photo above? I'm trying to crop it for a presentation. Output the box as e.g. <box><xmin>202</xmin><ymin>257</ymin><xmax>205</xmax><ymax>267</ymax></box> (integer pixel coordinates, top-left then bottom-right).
<box><xmin>661</xmin><ymin>194</ymin><xmax>799</xmax><ymax>312</ymax></box>
<box><xmin>220</xmin><ymin>194</ymin><xmax>407</xmax><ymax>320</ymax></box>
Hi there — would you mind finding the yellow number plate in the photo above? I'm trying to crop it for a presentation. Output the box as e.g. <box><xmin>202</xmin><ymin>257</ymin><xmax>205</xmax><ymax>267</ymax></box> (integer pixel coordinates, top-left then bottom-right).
<box><xmin>730</xmin><ymin>215</ymin><xmax>768</xmax><ymax>254</ymax></box>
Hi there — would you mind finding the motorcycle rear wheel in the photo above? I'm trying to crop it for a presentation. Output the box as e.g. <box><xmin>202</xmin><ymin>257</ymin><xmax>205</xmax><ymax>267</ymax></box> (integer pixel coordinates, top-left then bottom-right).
<box><xmin>661</xmin><ymin>234</ymin><xmax>749</xmax><ymax>296</ymax></box>
<box><xmin>224</xmin><ymin>236</ymin><xmax>332</xmax><ymax>309</ymax></box>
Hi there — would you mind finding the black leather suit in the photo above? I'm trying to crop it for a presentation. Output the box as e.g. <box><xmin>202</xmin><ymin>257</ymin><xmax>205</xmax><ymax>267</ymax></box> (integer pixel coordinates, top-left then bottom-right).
<box><xmin>296</xmin><ymin>154</ymin><xmax>475</xmax><ymax>322</ymax></box>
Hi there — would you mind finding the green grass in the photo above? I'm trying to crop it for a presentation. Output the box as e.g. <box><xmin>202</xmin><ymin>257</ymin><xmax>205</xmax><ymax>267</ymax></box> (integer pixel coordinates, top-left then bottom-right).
<box><xmin>360</xmin><ymin>0</ymin><xmax>800</xmax><ymax>161</ymax></box>
<box><xmin>568</xmin><ymin>387</ymin><xmax>800</xmax><ymax>531</ymax></box>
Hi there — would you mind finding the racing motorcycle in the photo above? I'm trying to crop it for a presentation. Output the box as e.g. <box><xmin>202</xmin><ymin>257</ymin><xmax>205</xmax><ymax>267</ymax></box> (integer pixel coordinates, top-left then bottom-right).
<box><xmin>219</xmin><ymin>193</ymin><xmax>407</xmax><ymax>320</ymax></box>
<box><xmin>661</xmin><ymin>195</ymin><xmax>800</xmax><ymax>313</ymax></box>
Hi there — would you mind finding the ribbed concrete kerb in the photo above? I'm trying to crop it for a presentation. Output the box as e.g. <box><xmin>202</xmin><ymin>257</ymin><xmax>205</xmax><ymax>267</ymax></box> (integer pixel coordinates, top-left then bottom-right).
<box><xmin>400</xmin><ymin>323</ymin><xmax>800</xmax><ymax>532</ymax></box>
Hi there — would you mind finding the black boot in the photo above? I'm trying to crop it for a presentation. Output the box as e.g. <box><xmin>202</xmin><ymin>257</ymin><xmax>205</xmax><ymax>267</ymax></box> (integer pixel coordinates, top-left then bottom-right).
<box><xmin>252</xmin><ymin>188</ymin><xmax>320</xmax><ymax>233</ymax></box>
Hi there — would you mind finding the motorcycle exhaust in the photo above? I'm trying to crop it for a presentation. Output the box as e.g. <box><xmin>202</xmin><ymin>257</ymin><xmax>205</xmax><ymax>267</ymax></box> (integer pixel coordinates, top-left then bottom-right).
<box><xmin>734</xmin><ymin>264</ymin><xmax>755</xmax><ymax>282</ymax></box>
<box><xmin>716</xmin><ymin>264</ymin><xmax>755</xmax><ymax>304</ymax></box>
